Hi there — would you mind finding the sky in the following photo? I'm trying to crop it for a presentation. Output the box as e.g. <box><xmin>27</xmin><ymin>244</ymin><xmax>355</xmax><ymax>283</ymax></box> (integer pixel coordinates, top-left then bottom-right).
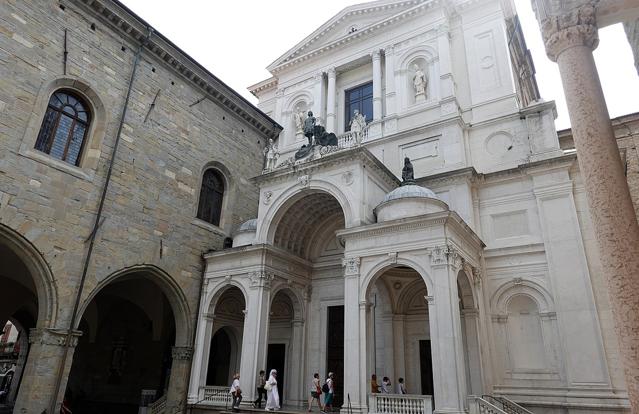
<box><xmin>119</xmin><ymin>0</ymin><xmax>639</xmax><ymax>130</ymax></box>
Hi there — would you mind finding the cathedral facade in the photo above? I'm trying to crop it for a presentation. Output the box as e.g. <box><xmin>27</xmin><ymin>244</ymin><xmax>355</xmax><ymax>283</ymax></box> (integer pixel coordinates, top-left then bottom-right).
<box><xmin>188</xmin><ymin>1</ymin><xmax>631</xmax><ymax>413</ymax></box>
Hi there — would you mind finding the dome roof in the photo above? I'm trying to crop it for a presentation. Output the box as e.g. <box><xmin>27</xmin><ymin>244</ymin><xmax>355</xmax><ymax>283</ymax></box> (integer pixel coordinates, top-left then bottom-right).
<box><xmin>237</xmin><ymin>218</ymin><xmax>257</xmax><ymax>232</ymax></box>
<box><xmin>381</xmin><ymin>184</ymin><xmax>439</xmax><ymax>203</ymax></box>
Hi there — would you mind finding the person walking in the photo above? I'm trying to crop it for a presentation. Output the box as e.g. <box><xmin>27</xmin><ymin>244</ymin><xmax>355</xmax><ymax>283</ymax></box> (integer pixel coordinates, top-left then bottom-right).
<box><xmin>396</xmin><ymin>378</ymin><xmax>407</xmax><ymax>394</ymax></box>
<box><xmin>265</xmin><ymin>369</ymin><xmax>280</xmax><ymax>411</ymax></box>
<box><xmin>381</xmin><ymin>377</ymin><xmax>391</xmax><ymax>394</ymax></box>
<box><xmin>230</xmin><ymin>373</ymin><xmax>242</xmax><ymax>411</ymax></box>
<box><xmin>308</xmin><ymin>372</ymin><xmax>323</xmax><ymax>412</ymax></box>
<box><xmin>322</xmin><ymin>372</ymin><xmax>334</xmax><ymax>413</ymax></box>
<box><xmin>254</xmin><ymin>370</ymin><xmax>267</xmax><ymax>408</ymax></box>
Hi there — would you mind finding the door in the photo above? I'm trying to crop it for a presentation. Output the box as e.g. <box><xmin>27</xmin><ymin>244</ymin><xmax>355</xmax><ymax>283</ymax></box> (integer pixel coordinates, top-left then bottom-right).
<box><xmin>326</xmin><ymin>305</ymin><xmax>344</xmax><ymax>407</ymax></box>
<box><xmin>267</xmin><ymin>343</ymin><xmax>286</xmax><ymax>403</ymax></box>
<box><xmin>419</xmin><ymin>340</ymin><xmax>434</xmax><ymax>398</ymax></box>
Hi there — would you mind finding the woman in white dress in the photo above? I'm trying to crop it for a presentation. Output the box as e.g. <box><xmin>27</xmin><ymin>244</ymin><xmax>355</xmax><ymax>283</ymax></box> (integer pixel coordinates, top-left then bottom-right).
<box><xmin>265</xmin><ymin>369</ymin><xmax>280</xmax><ymax>411</ymax></box>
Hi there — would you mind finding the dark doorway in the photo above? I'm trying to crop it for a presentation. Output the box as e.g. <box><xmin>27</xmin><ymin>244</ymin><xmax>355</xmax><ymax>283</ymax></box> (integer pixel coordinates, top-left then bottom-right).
<box><xmin>207</xmin><ymin>329</ymin><xmax>232</xmax><ymax>385</ymax></box>
<box><xmin>266</xmin><ymin>343</ymin><xmax>286</xmax><ymax>403</ymax></box>
<box><xmin>326</xmin><ymin>305</ymin><xmax>344</xmax><ymax>408</ymax></box>
<box><xmin>419</xmin><ymin>340</ymin><xmax>434</xmax><ymax>403</ymax></box>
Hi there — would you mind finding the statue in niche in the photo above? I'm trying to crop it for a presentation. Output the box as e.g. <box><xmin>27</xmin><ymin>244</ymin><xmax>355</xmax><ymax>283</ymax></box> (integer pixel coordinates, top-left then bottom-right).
<box><xmin>349</xmin><ymin>109</ymin><xmax>366</xmax><ymax>142</ymax></box>
<box><xmin>263</xmin><ymin>138</ymin><xmax>279</xmax><ymax>171</ymax></box>
<box><xmin>401</xmin><ymin>156</ymin><xmax>415</xmax><ymax>185</ymax></box>
<box><xmin>303</xmin><ymin>111</ymin><xmax>316</xmax><ymax>145</ymax></box>
<box><xmin>294</xmin><ymin>110</ymin><xmax>306</xmax><ymax>135</ymax></box>
<box><xmin>412</xmin><ymin>64</ymin><xmax>427</xmax><ymax>101</ymax></box>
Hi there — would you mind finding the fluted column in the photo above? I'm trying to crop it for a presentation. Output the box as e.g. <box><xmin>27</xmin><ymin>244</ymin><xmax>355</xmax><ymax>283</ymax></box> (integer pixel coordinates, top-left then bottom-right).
<box><xmin>372</xmin><ymin>50</ymin><xmax>383</xmax><ymax>120</ymax></box>
<box><xmin>533</xmin><ymin>1</ymin><xmax>639</xmax><ymax>409</ymax></box>
<box><xmin>326</xmin><ymin>67</ymin><xmax>337</xmax><ymax>133</ymax></box>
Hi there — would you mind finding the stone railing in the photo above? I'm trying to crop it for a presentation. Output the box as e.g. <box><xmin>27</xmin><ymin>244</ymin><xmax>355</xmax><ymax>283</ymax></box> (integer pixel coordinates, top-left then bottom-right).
<box><xmin>199</xmin><ymin>385</ymin><xmax>231</xmax><ymax>406</ymax></box>
<box><xmin>148</xmin><ymin>395</ymin><xmax>166</xmax><ymax>414</ymax></box>
<box><xmin>482</xmin><ymin>395</ymin><xmax>533</xmax><ymax>414</ymax></box>
<box><xmin>337</xmin><ymin>126</ymin><xmax>369</xmax><ymax>149</ymax></box>
<box><xmin>468</xmin><ymin>396</ymin><xmax>508</xmax><ymax>414</ymax></box>
<box><xmin>368</xmin><ymin>393</ymin><xmax>433</xmax><ymax>414</ymax></box>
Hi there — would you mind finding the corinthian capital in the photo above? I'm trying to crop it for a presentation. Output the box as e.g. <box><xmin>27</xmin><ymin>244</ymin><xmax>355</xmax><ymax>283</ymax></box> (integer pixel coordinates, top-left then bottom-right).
<box><xmin>532</xmin><ymin>1</ymin><xmax>599</xmax><ymax>61</ymax></box>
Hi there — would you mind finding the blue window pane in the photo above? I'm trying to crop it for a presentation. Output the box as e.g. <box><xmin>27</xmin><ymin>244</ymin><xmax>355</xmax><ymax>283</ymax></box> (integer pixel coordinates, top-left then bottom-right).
<box><xmin>345</xmin><ymin>82</ymin><xmax>373</xmax><ymax>129</ymax></box>
<box><xmin>362</xmin><ymin>83</ymin><xmax>373</xmax><ymax>96</ymax></box>
<box><xmin>66</xmin><ymin>124</ymin><xmax>85</xmax><ymax>165</ymax></box>
<box><xmin>62</xmin><ymin>105</ymin><xmax>77</xmax><ymax>117</ymax></box>
<box><xmin>50</xmin><ymin>115</ymin><xmax>73</xmax><ymax>160</ymax></box>
<box><xmin>362</xmin><ymin>98</ymin><xmax>373</xmax><ymax>123</ymax></box>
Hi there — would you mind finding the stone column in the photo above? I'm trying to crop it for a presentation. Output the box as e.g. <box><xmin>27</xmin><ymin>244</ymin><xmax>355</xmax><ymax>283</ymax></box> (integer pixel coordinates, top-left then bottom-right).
<box><xmin>326</xmin><ymin>67</ymin><xmax>337</xmax><ymax>133</ymax></box>
<box><xmin>343</xmin><ymin>257</ymin><xmax>364</xmax><ymax>412</ymax></box>
<box><xmin>13</xmin><ymin>328</ymin><xmax>81</xmax><ymax>413</ymax></box>
<box><xmin>313</xmin><ymin>72</ymin><xmax>326</xmax><ymax>124</ymax></box>
<box><xmin>288</xmin><ymin>318</ymin><xmax>305</xmax><ymax>407</ymax></box>
<box><xmin>239</xmin><ymin>271</ymin><xmax>273</xmax><ymax>404</ymax></box>
<box><xmin>533</xmin><ymin>2</ymin><xmax>639</xmax><ymax>408</ymax></box>
<box><xmin>428</xmin><ymin>246</ymin><xmax>467</xmax><ymax>414</ymax></box>
<box><xmin>383</xmin><ymin>45</ymin><xmax>397</xmax><ymax>134</ymax></box>
<box><xmin>372</xmin><ymin>50</ymin><xmax>383</xmax><ymax>121</ymax></box>
<box><xmin>166</xmin><ymin>346</ymin><xmax>193</xmax><ymax>413</ymax></box>
<box><xmin>188</xmin><ymin>312</ymin><xmax>215</xmax><ymax>403</ymax></box>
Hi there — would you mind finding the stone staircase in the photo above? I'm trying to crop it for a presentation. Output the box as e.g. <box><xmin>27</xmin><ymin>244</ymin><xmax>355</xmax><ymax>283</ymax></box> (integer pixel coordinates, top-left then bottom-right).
<box><xmin>468</xmin><ymin>395</ymin><xmax>534</xmax><ymax>414</ymax></box>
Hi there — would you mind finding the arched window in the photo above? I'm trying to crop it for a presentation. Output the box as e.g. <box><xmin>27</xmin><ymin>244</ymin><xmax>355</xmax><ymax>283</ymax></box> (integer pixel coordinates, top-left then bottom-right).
<box><xmin>197</xmin><ymin>169</ymin><xmax>225</xmax><ymax>226</ymax></box>
<box><xmin>34</xmin><ymin>90</ymin><xmax>91</xmax><ymax>166</ymax></box>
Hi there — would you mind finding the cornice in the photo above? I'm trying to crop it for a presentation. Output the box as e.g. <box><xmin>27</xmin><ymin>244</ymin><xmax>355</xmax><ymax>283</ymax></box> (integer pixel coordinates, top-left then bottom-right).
<box><xmin>248</xmin><ymin>77</ymin><xmax>279</xmax><ymax>98</ymax></box>
<box><xmin>69</xmin><ymin>0</ymin><xmax>282</xmax><ymax>138</ymax></box>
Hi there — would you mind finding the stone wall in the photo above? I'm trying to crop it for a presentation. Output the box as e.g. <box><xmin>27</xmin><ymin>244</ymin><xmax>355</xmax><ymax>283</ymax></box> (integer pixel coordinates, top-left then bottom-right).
<box><xmin>0</xmin><ymin>0</ymin><xmax>278</xmax><ymax>410</ymax></box>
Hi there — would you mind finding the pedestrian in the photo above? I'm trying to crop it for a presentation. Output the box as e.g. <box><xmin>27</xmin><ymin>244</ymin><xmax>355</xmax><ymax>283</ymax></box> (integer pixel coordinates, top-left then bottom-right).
<box><xmin>230</xmin><ymin>373</ymin><xmax>242</xmax><ymax>411</ymax></box>
<box><xmin>381</xmin><ymin>376</ymin><xmax>391</xmax><ymax>393</ymax></box>
<box><xmin>396</xmin><ymin>377</ymin><xmax>407</xmax><ymax>394</ymax></box>
<box><xmin>265</xmin><ymin>369</ymin><xmax>280</xmax><ymax>411</ymax></box>
<box><xmin>323</xmin><ymin>372</ymin><xmax>334</xmax><ymax>413</ymax></box>
<box><xmin>254</xmin><ymin>370</ymin><xmax>267</xmax><ymax>408</ymax></box>
<box><xmin>371</xmin><ymin>374</ymin><xmax>380</xmax><ymax>393</ymax></box>
<box><xmin>308</xmin><ymin>372</ymin><xmax>323</xmax><ymax>412</ymax></box>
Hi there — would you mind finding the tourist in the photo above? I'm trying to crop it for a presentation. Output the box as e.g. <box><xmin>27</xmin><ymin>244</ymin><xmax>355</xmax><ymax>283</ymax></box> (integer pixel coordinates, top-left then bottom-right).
<box><xmin>254</xmin><ymin>370</ymin><xmax>267</xmax><ymax>408</ymax></box>
<box><xmin>230</xmin><ymin>373</ymin><xmax>242</xmax><ymax>411</ymax></box>
<box><xmin>323</xmin><ymin>372</ymin><xmax>334</xmax><ymax>412</ymax></box>
<box><xmin>265</xmin><ymin>369</ymin><xmax>280</xmax><ymax>411</ymax></box>
<box><xmin>396</xmin><ymin>377</ymin><xmax>407</xmax><ymax>394</ymax></box>
<box><xmin>381</xmin><ymin>377</ymin><xmax>391</xmax><ymax>393</ymax></box>
<box><xmin>370</xmin><ymin>374</ymin><xmax>380</xmax><ymax>393</ymax></box>
<box><xmin>308</xmin><ymin>372</ymin><xmax>323</xmax><ymax>412</ymax></box>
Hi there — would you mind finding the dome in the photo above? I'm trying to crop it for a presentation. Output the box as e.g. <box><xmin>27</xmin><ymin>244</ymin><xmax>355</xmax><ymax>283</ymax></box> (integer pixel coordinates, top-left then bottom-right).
<box><xmin>375</xmin><ymin>184</ymin><xmax>448</xmax><ymax>223</ymax></box>
<box><xmin>381</xmin><ymin>184</ymin><xmax>439</xmax><ymax>203</ymax></box>
<box><xmin>238</xmin><ymin>218</ymin><xmax>257</xmax><ymax>232</ymax></box>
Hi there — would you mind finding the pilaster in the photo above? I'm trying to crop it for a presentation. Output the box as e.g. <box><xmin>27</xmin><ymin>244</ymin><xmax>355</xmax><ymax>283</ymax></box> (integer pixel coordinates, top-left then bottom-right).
<box><xmin>342</xmin><ymin>257</ymin><xmax>365</xmax><ymax>412</ymax></box>
<box><xmin>372</xmin><ymin>50</ymin><xmax>383</xmax><ymax>121</ymax></box>
<box><xmin>327</xmin><ymin>67</ymin><xmax>337</xmax><ymax>133</ymax></box>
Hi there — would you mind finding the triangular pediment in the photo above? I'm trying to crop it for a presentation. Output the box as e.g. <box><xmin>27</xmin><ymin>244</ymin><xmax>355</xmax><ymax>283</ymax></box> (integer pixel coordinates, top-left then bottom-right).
<box><xmin>267</xmin><ymin>0</ymin><xmax>431</xmax><ymax>72</ymax></box>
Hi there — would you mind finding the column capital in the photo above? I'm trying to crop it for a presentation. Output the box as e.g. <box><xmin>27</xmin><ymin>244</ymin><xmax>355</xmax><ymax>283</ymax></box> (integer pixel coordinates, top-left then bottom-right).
<box><xmin>342</xmin><ymin>257</ymin><xmax>361</xmax><ymax>276</ymax></box>
<box><xmin>370</xmin><ymin>49</ymin><xmax>381</xmax><ymax>60</ymax></box>
<box><xmin>327</xmin><ymin>67</ymin><xmax>336</xmax><ymax>77</ymax></box>
<box><xmin>29</xmin><ymin>328</ymin><xmax>82</xmax><ymax>347</ymax></box>
<box><xmin>249</xmin><ymin>271</ymin><xmax>275</xmax><ymax>289</ymax></box>
<box><xmin>532</xmin><ymin>1</ymin><xmax>598</xmax><ymax>61</ymax></box>
<box><xmin>172</xmin><ymin>346</ymin><xmax>194</xmax><ymax>361</ymax></box>
<box><xmin>313</xmin><ymin>71</ymin><xmax>324</xmax><ymax>82</ymax></box>
<box><xmin>429</xmin><ymin>244</ymin><xmax>464</xmax><ymax>269</ymax></box>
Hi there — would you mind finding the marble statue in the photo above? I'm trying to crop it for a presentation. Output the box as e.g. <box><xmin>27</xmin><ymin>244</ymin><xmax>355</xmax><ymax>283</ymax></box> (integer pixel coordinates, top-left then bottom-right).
<box><xmin>349</xmin><ymin>109</ymin><xmax>366</xmax><ymax>142</ymax></box>
<box><xmin>294</xmin><ymin>110</ymin><xmax>306</xmax><ymax>134</ymax></box>
<box><xmin>263</xmin><ymin>138</ymin><xmax>279</xmax><ymax>170</ymax></box>
<box><xmin>412</xmin><ymin>64</ymin><xmax>427</xmax><ymax>100</ymax></box>
<box><xmin>303</xmin><ymin>111</ymin><xmax>316</xmax><ymax>145</ymax></box>
<box><xmin>401</xmin><ymin>156</ymin><xmax>415</xmax><ymax>184</ymax></box>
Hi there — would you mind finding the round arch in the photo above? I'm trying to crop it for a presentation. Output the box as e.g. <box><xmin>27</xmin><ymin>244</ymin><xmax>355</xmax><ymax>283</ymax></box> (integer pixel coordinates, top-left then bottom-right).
<box><xmin>76</xmin><ymin>264</ymin><xmax>192</xmax><ymax>346</ymax></box>
<box><xmin>270</xmin><ymin>285</ymin><xmax>305</xmax><ymax>321</ymax></box>
<box><xmin>196</xmin><ymin>161</ymin><xmax>236</xmax><ymax>234</ymax></box>
<box><xmin>205</xmin><ymin>279</ymin><xmax>249</xmax><ymax>316</ymax></box>
<box><xmin>258</xmin><ymin>180</ymin><xmax>355</xmax><ymax>244</ymax></box>
<box><xmin>491</xmin><ymin>278</ymin><xmax>554</xmax><ymax>315</ymax></box>
<box><xmin>359</xmin><ymin>256</ymin><xmax>434</xmax><ymax>304</ymax></box>
<box><xmin>0</xmin><ymin>223</ymin><xmax>57</xmax><ymax>328</ymax></box>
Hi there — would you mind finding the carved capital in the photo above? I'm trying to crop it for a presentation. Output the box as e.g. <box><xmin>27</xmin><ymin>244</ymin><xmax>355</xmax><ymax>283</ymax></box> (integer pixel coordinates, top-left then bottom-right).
<box><xmin>371</xmin><ymin>49</ymin><xmax>381</xmax><ymax>60</ymax></box>
<box><xmin>314</xmin><ymin>72</ymin><xmax>324</xmax><ymax>82</ymax></box>
<box><xmin>534</xmin><ymin>1</ymin><xmax>598</xmax><ymax>61</ymax></box>
<box><xmin>472</xmin><ymin>267</ymin><xmax>482</xmax><ymax>286</ymax></box>
<box><xmin>429</xmin><ymin>244</ymin><xmax>464</xmax><ymax>269</ymax></box>
<box><xmin>29</xmin><ymin>328</ymin><xmax>82</xmax><ymax>347</ymax></box>
<box><xmin>172</xmin><ymin>346</ymin><xmax>194</xmax><ymax>361</ymax></box>
<box><xmin>327</xmin><ymin>67</ymin><xmax>336</xmax><ymax>77</ymax></box>
<box><xmin>342</xmin><ymin>257</ymin><xmax>361</xmax><ymax>276</ymax></box>
<box><xmin>249</xmin><ymin>271</ymin><xmax>275</xmax><ymax>289</ymax></box>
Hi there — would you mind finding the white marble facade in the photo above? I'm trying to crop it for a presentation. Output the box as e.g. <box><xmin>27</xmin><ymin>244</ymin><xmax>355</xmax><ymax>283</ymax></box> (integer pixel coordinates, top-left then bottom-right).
<box><xmin>188</xmin><ymin>1</ymin><xmax>630</xmax><ymax>413</ymax></box>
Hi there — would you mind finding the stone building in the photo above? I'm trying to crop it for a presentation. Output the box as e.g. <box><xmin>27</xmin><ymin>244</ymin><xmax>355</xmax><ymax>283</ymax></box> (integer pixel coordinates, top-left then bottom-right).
<box><xmin>0</xmin><ymin>0</ymin><xmax>280</xmax><ymax>412</ymax></box>
<box><xmin>187</xmin><ymin>1</ymin><xmax>636</xmax><ymax>413</ymax></box>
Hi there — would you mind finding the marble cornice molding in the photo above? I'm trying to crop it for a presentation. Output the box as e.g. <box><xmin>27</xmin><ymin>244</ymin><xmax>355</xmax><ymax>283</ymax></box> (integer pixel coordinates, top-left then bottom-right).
<box><xmin>533</xmin><ymin>1</ymin><xmax>599</xmax><ymax>61</ymax></box>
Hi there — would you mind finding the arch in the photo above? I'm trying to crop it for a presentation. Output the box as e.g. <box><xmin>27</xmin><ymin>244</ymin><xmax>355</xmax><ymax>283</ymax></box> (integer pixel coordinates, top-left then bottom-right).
<box><xmin>206</xmin><ymin>280</ymin><xmax>249</xmax><ymax>317</ymax></box>
<box><xmin>491</xmin><ymin>278</ymin><xmax>554</xmax><ymax>315</ymax></box>
<box><xmin>258</xmin><ymin>180</ymin><xmax>355</xmax><ymax>244</ymax></box>
<box><xmin>284</xmin><ymin>91</ymin><xmax>314</xmax><ymax>114</ymax></box>
<box><xmin>360</xmin><ymin>257</ymin><xmax>434</xmax><ymax>304</ymax></box>
<box><xmin>397</xmin><ymin>45</ymin><xmax>438</xmax><ymax>70</ymax></box>
<box><xmin>76</xmin><ymin>264</ymin><xmax>192</xmax><ymax>346</ymax></box>
<box><xmin>0</xmin><ymin>223</ymin><xmax>57</xmax><ymax>328</ymax></box>
<box><xmin>457</xmin><ymin>269</ymin><xmax>476</xmax><ymax>310</ymax></box>
<box><xmin>270</xmin><ymin>285</ymin><xmax>305</xmax><ymax>321</ymax></box>
<box><xmin>20</xmin><ymin>76</ymin><xmax>107</xmax><ymax>171</ymax></box>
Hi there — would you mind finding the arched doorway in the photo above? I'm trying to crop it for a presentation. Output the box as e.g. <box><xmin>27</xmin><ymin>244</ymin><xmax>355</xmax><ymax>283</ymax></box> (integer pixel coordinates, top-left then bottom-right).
<box><xmin>206</xmin><ymin>286</ymin><xmax>245</xmax><ymax>387</ymax></box>
<box><xmin>65</xmin><ymin>270</ymin><xmax>187</xmax><ymax>413</ymax></box>
<box><xmin>0</xmin><ymin>224</ymin><xmax>55</xmax><ymax>409</ymax></box>
<box><xmin>364</xmin><ymin>266</ymin><xmax>433</xmax><ymax>398</ymax></box>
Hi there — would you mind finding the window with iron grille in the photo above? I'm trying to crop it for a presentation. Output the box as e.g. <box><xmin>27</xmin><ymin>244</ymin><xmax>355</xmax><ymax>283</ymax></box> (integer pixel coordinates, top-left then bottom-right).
<box><xmin>344</xmin><ymin>82</ymin><xmax>373</xmax><ymax>131</ymax></box>
<box><xmin>34</xmin><ymin>90</ymin><xmax>91</xmax><ymax>166</ymax></box>
<box><xmin>197</xmin><ymin>169</ymin><xmax>225</xmax><ymax>226</ymax></box>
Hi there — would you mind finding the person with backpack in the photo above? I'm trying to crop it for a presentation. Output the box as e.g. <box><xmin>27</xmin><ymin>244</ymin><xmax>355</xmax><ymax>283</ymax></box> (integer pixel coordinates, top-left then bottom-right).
<box><xmin>308</xmin><ymin>372</ymin><xmax>323</xmax><ymax>412</ymax></box>
<box><xmin>322</xmin><ymin>372</ymin><xmax>334</xmax><ymax>413</ymax></box>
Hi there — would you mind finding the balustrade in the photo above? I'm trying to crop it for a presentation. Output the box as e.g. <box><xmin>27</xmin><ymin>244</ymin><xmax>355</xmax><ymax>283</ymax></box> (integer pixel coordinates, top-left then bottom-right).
<box><xmin>368</xmin><ymin>393</ymin><xmax>433</xmax><ymax>414</ymax></box>
<box><xmin>199</xmin><ymin>385</ymin><xmax>232</xmax><ymax>406</ymax></box>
